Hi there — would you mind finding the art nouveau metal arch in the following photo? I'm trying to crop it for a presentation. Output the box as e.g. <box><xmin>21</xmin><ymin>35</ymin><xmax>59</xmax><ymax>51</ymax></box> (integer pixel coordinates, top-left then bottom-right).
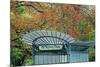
<box><xmin>22</xmin><ymin>30</ymin><xmax>75</xmax><ymax>64</ymax></box>
<box><xmin>22</xmin><ymin>30</ymin><xmax>75</xmax><ymax>45</ymax></box>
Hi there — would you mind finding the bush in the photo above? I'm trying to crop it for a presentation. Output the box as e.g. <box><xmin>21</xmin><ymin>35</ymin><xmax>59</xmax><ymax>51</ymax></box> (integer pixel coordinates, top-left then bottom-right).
<box><xmin>11</xmin><ymin>48</ymin><xmax>24</xmax><ymax>66</ymax></box>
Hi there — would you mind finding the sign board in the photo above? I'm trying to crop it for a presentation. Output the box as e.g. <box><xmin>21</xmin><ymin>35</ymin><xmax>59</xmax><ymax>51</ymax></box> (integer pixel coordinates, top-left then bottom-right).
<box><xmin>39</xmin><ymin>45</ymin><xmax>63</xmax><ymax>50</ymax></box>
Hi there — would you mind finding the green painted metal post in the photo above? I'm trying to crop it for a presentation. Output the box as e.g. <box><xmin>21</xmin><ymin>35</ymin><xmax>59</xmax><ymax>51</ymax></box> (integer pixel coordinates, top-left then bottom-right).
<box><xmin>32</xmin><ymin>44</ymin><xmax>35</xmax><ymax>65</ymax></box>
<box><xmin>64</xmin><ymin>43</ymin><xmax>71</xmax><ymax>63</ymax></box>
<box><xmin>67</xmin><ymin>45</ymin><xmax>71</xmax><ymax>63</ymax></box>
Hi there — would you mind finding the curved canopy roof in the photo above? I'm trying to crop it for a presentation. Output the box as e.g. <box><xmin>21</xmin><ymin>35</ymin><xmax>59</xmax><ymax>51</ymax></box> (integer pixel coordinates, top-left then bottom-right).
<box><xmin>22</xmin><ymin>30</ymin><xmax>95</xmax><ymax>51</ymax></box>
<box><xmin>22</xmin><ymin>30</ymin><xmax>75</xmax><ymax>45</ymax></box>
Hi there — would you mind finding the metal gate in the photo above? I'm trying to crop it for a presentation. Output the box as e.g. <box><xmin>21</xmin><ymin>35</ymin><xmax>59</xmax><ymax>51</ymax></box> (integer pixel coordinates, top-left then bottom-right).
<box><xmin>34</xmin><ymin>54</ymin><xmax>68</xmax><ymax>64</ymax></box>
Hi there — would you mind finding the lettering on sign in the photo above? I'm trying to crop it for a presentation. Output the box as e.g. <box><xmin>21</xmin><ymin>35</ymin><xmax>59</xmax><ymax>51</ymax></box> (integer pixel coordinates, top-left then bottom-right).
<box><xmin>39</xmin><ymin>45</ymin><xmax>63</xmax><ymax>50</ymax></box>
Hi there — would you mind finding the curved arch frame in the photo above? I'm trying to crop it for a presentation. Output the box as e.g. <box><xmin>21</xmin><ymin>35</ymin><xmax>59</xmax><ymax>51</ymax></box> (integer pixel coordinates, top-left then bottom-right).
<box><xmin>32</xmin><ymin>36</ymin><xmax>71</xmax><ymax>64</ymax></box>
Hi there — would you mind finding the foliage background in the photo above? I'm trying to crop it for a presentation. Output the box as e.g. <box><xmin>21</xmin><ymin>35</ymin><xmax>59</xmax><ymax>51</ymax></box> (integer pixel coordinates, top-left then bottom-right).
<box><xmin>10</xmin><ymin>0</ymin><xmax>95</xmax><ymax>66</ymax></box>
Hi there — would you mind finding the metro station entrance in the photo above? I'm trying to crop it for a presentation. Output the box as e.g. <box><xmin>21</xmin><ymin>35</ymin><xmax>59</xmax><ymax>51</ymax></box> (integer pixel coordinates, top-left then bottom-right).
<box><xmin>22</xmin><ymin>30</ymin><xmax>94</xmax><ymax>65</ymax></box>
